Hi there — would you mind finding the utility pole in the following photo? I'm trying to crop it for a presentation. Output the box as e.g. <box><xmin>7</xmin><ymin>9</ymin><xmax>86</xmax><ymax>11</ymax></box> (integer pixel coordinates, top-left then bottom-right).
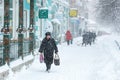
<box><xmin>40</xmin><ymin>0</ymin><xmax>43</xmax><ymax>38</ymax></box>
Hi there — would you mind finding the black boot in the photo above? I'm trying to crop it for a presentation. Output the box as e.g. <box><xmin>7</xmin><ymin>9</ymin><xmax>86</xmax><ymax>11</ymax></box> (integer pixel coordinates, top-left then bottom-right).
<box><xmin>46</xmin><ymin>64</ymin><xmax>51</xmax><ymax>72</ymax></box>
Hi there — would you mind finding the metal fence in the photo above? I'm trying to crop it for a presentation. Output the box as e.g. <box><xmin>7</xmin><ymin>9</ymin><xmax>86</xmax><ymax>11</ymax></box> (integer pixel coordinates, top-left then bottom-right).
<box><xmin>0</xmin><ymin>43</ymin><xmax>3</xmax><ymax>66</ymax></box>
<box><xmin>23</xmin><ymin>40</ymin><xmax>30</xmax><ymax>56</ymax></box>
<box><xmin>0</xmin><ymin>39</ymin><xmax>34</xmax><ymax>66</ymax></box>
<box><xmin>9</xmin><ymin>40</ymin><xmax>30</xmax><ymax>61</ymax></box>
<box><xmin>35</xmin><ymin>39</ymin><xmax>41</xmax><ymax>49</ymax></box>
<box><xmin>10</xmin><ymin>42</ymin><xmax>18</xmax><ymax>61</ymax></box>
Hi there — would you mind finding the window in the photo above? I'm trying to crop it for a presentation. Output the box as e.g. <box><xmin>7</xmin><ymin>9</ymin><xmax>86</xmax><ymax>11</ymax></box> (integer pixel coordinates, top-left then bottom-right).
<box><xmin>10</xmin><ymin>0</ymin><xmax>13</xmax><ymax>8</ymax></box>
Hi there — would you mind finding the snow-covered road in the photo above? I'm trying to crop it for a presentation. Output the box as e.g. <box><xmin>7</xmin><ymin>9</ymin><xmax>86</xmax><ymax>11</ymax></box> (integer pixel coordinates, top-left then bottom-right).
<box><xmin>8</xmin><ymin>35</ymin><xmax>120</xmax><ymax>80</ymax></box>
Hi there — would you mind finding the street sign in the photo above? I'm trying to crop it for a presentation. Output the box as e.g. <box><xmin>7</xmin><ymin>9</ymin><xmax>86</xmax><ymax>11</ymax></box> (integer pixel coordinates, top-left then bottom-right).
<box><xmin>69</xmin><ymin>9</ymin><xmax>78</xmax><ymax>17</ymax></box>
<box><xmin>39</xmin><ymin>9</ymin><xmax>48</xmax><ymax>19</ymax></box>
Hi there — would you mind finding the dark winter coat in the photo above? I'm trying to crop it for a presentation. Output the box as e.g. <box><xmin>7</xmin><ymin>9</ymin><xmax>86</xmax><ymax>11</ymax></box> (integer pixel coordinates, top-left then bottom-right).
<box><xmin>39</xmin><ymin>37</ymin><xmax>58</xmax><ymax>64</ymax></box>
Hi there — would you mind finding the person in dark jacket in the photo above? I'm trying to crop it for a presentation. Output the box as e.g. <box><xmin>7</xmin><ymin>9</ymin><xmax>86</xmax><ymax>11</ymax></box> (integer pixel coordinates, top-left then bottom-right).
<box><xmin>39</xmin><ymin>32</ymin><xmax>58</xmax><ymax>72</ymax></box>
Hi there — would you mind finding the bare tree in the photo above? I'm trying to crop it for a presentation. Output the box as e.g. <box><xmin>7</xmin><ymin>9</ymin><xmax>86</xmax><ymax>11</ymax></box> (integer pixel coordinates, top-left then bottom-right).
<box><xmin>95</xmin><ymin>0</ymin><xmax>120</xmax><ymax>32</ymax></box>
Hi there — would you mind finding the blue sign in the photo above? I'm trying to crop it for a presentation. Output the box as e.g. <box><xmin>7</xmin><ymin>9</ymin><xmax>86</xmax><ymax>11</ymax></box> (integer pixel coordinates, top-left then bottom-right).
<box><xmin>24</xmin><ymin>0</ymin><xmax>30</xmax><ymax>10</ymax></box>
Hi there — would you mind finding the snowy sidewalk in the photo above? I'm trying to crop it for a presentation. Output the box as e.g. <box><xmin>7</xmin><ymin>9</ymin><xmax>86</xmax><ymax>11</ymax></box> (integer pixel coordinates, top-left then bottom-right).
<box><xmin>8</xmin><ymin>35</ymin><xmax>120</xmax><ymax>80</ymax></box>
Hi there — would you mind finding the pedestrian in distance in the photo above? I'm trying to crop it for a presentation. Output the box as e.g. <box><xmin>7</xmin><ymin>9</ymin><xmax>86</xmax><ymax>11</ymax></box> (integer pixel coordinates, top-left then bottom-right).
<box><xmin>65</xmin><ymin>30</ymin><xmax>72</xmax><ymax>45</ymax></box>
<box><xmin>82</xmin><ymin>33</ymin><xmax>88</xmax><ymax>46</ymax></box>
<box><xmin>39</xmin><ymin>32</ymin><xmax>58</xmax><ymax>72</ymax></box>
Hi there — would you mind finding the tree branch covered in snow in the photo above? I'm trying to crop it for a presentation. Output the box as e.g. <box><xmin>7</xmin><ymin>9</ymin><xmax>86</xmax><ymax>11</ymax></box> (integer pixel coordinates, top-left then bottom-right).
<box><xmin>95</xmin><ymin>0</ymin><xmax>120</xmax><ymax>32</ymax></box>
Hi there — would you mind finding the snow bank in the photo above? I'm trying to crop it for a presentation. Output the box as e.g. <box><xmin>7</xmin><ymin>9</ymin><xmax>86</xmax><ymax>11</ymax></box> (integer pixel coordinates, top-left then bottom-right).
<box><xmin>0</xmin><ymin>64</ymin><xmax>9</xmax><ymax>80</ymax></box>
<box><xmin>0</xmin><ymin>64</ymin><xmax>9</xmax><ymax>73</ymax></box>
<box><xmin>5</xmin><ymin>34</ymin><xmax>120</xmax><ymax>80</ymax></box>
<box><xmin>95</xmin><ymin>35</ymin><xmax>120</xmax><ymax>80</ymax></box>
<box><xmin>0</xmin><ymin>54</ymin><xmax>34</xmax><ymax>80</ymax></box>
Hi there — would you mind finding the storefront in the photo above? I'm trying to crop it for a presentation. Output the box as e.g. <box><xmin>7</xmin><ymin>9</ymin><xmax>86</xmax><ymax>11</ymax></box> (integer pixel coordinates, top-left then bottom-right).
<box><xmin>51</xmin><ymin>18</ymin><xmax>61</xmax><ymax>40</ymax></box>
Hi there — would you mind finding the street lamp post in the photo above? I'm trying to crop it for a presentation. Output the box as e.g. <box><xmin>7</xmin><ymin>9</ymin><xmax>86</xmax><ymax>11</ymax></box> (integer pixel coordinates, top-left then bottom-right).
<box><xmin>17</xmin><ymin>0</ymin><xmax>24</xmax><ymax>60</ymax></box>
<box><xmin>28</xmin><ymin>0</ymin><xmax>35</xmax><ymax>55</ymax></box>
<box><xmin>39</xmin><ymin>0</ymin><xmax>48</xmax><ymax>38</ymax></box>
<box><xmin>2</xmin><ymin>0</ymin><xmax>10</xmax><ymax>65</ymax></box>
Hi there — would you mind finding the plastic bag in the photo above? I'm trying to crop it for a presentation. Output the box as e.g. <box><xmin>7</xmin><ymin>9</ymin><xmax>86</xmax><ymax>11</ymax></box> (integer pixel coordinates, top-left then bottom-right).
<box><xmin>54</xmin><ymin>54</ymin><xmax>60</xmax><ymax>66</ymax></box>
<box><xmin>39</xmin><ymin>53</ymin><xmax>44</xmax><ymax>63</ymax></box>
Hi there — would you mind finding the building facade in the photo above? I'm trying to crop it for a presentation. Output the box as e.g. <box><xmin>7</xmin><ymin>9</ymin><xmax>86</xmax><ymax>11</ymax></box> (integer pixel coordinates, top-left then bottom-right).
<box><xmin>69</xmin><ymin>0</ymin><xmax>88</xmax><ymax>37</ymax></box>
<box><xmin>0</xmin><ymin>0</ymin><xmax>70</xmax><ymax>43</ymax></box>
<box><xmin>35</xmin><ymin>0</ymin><xmax>69</xmax><ymax>43</ymax></box>
<box><xmin>0</xmin><ymin>0</ymin><xmax>70</xmax><ymax>66</ymax></box>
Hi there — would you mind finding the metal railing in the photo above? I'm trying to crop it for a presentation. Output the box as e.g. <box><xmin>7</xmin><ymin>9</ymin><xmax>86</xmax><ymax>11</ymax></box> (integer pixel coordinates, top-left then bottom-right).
<box><xmin>9</xmin><ymin>42</ymin><xmax>18</xmax><ymax>61</ymax></box>
<box><xmin>23</xmin><ymin>40</ymin><xmax>30</xmax><ymax>56</ymax></box>
<box><xmin>0</xmin><ymin>39</ymin><xmax>36</xmax><ymax>66</ymax></box>
<box><xmin>0</xmin><ymin>43</ymin><xmax>3</xmax><ymax>66</ymax></box>
<box><xmin>9</xmin><ymin>40</ymin><xmax>30</xmax><ymax>61</ymax></box>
